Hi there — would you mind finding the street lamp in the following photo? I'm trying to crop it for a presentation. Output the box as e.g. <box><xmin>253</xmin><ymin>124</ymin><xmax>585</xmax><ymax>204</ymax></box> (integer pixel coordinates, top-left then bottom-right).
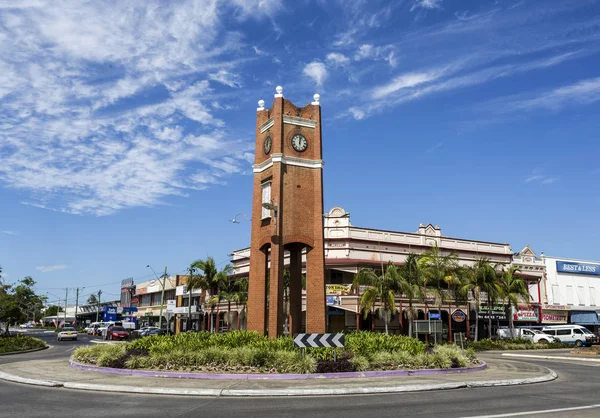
<box><xmin>230</xmin><ymin>212</ymin><xmax>250</xmax><ymax>224</ymax></box>
<box><xmin>147</xmin><ymin>265</ymin><xmax>168</xmax><ymax>331</ymax></box>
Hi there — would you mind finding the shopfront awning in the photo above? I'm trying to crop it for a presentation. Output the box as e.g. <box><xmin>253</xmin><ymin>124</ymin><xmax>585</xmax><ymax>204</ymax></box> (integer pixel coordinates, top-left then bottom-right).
<box><xmin>570</xmin><ymin>311</ymin><xmax>600</xmax><ymax>325</ymax></box>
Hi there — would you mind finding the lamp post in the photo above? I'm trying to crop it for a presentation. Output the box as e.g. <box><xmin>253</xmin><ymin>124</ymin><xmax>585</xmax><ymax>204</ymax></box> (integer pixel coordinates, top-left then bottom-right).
<box><xmin>147</xmin><ymin>265</ymin><xmax>168</xmax><ymax>331</ymax></box>
<box><xmin>230</xmin><ymin>212</ymin><xmax>250</xmax><ymax>224</ymax></box>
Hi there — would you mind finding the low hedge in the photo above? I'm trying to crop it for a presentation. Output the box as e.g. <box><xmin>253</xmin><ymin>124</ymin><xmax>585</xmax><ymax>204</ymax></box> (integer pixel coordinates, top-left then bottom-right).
<box><xmin>467</xmin><ymin>338</ymin><xmax>567</xmax><ymax>351</ymax></box>
<box><xmin>73</xmin><ymin>331</ymin><xmax>478</xmax><ymax>374</ymax></box>
<box><xmin>0</xmin><ymin>335</ymin><xmax>46</xmax><ymax>353</ymax></box>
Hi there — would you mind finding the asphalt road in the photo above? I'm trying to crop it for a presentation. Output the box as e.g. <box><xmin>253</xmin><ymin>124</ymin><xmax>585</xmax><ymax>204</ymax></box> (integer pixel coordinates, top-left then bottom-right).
<box><xmin>1</xmin><ymin>333</ymin><xmax>600</xmax><ymax>418</ymax></box>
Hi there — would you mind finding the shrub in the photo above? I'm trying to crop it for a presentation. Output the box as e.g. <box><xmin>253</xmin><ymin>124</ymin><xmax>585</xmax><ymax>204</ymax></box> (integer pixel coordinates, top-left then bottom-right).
<box><xmin>467</xmin><ymin>338</ymin><xmax>565</xmax><ymax>351</ymax></box>
<box><xmin>349</xmin><ymin>355</ymin><xmax>370</xmax><ymax>372</ymax></box>
<box><xmin>0</xmin><ymin>335</ymin><xmax>46</xmax><ymax>353</ymax></box>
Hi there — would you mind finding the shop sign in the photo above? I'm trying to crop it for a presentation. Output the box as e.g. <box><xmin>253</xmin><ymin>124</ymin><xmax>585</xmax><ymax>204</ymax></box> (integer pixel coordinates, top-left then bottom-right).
<box><xmin>514</xmin><ymin>306</ymin><xmax>539</xmax><ymax>322</ymax></box>
<box><xmin>541</xmin><ymin>305</ymin><xmax>568</xmax><ymax>324</ymax></box>
<box><xmin>478</xmin><ymin>304</ymin><xmax>507</xmax><ymax>320</ymax></box>
<box><xmin>144</xmin><ymin>312</ymin><xmax>153</xmax><ymax>317</ymax></box>
<box><xmin>542</xmin><ymin>304</ymin><xmax>568</xmax><ymax>311</ymax></box>
<box><xmin>326</xmin><ymin>284</ymin><xmax>353</xmax><ymax>295</ymax></box>
<box><xmin>173</xmin><ymin>306</ymin><xmax>200</xmax><ymax>314</ymax></box>
<box><xmin>452</xmin><ymin>309</ymin><xmax>466</xmax><ymax>323</ymax></box>
<box><xmin>556</xmin><ymin>261</ymin><xmax>600</xmax><ymax>276</ymax></box>
<box><xmin>429</xmin><ymin>312</ymin><xmax>441</xmax><ymax>320</ymax></box>
<box><xmin>166</xmin><ymin>300</ymin><xmax>176</xmax><ymax>313</ymax></box>
<box><xmin>326</xmin><ymin>296</ymin><xmax>342</xmax><ymax>306</ymax></box>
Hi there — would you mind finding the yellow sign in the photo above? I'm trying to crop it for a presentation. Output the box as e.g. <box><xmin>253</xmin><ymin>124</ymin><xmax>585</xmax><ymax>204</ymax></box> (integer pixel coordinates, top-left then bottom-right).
<box><xmin>326</xmin><ymin>284</ymin><xmax>353</xmax><ymax>295</ymax></box>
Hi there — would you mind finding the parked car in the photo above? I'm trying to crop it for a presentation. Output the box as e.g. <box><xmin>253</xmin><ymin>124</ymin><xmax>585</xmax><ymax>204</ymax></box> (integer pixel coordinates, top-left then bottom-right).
<box><xmin>105</xmin><ymin>326</ymin><xmax>129</xmax><ymax>341</ymax></box>
<box><xmin>57</xmin><ymin>327</ymin><xmax>78</xmax><ymax>341</ymax></box>
<box><xmin>129</xmin><ymin>326</ymin><xmax>158</xmax><ymax>339</ymax></box>
<box><xmin>19</xmin><ymin>323</ymin><xmax>33</xmax><ymax>329</ymax></box>
<box><xmin>497</xmin><ymin>328</ymin><xmax>560</xmax><ymax>344</ymax></box>
<box><xmin>144</xmin><ymin>328</ymin><xmax>166</xmax><ymax>336</ymax></box>
<box><xmin>542</xmin><ymin>325</ymin><xmax>597</xmax><ymax>347</ymax></box>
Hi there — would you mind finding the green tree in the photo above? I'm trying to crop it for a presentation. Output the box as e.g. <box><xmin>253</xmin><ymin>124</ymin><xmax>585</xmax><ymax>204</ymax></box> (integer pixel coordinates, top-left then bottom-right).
<box><xmin>353</xmin><ymin>262</ymin><xmax>401</xmax><ymax>334</ymax></box>
<box><xmin>45</xmin><ymin>305</ymin><xmax>64</xmax><ymax>317</ymax></box>
<box><xmin>194</xmin><ymin>257</ymin><xmax>232</xmax><ymax>332</ymax></box>
<box><xmin>0</xmin><ymin>276</ymin><xmax>44</xmax><ymax>332</ymax></box>
<box><xmin>463</xmin><ymin>258</ymin><xmax>500</xmax><ymax>340</ymax></box>
<box><xmin>231</xmin><ymin>277</ymin><xmax>248</xmax><ymax>330</ymax></box>
<box><xmin>185</xmin><ymin>260</ymin><xmax>209</xmax><ymax>330</ymax></box>
<box><xmin>398</xmin><ymin>253</ymin><xmax>425</xmax><ymax>337</ymax></box>
<box><xmin>498</xmin><ymin>265</ymin><xmax>531</xmax><ymax>337</ymax></box>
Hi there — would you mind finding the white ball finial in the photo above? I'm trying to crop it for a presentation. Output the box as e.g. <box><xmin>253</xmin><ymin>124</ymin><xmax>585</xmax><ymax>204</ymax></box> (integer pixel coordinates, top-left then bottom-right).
<box><xmin>257</xmin><ymin>99</ymin><xmax>265</xmax><ymax>111</ymax></box>
<box><xmin>312</xmin><ymin>93</ymin><xmax>320</xmax><ymax>105</ymax></box>
<box><xmin>275</xmin><ymin>85</ymin><xmax>284</xmax><ymax>98</ymax></box>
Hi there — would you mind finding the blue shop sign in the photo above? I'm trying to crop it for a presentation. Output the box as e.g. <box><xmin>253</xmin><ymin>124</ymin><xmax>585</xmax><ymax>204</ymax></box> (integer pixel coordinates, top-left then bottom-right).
<box><xmin>429</xmin><ymin>312</ymin><xmax>441</xmax><ymax>320</ymax></box>
<box><xmin>556</xmin><ymin>261</ymin><xmax>600</xmax><ymax>276</ymax></box>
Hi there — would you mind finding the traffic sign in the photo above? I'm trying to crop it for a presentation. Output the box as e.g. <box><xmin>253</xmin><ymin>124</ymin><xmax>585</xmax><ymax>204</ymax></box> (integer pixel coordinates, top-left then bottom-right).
<box><xmin>293</xmin><ymin>333</ymin><xmax>345</xmax><ymax>348</ymax></box>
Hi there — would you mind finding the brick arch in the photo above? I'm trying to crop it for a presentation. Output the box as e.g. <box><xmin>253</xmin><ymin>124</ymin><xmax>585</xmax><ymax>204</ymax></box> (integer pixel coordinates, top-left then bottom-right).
<box><xmin>283</xmin><ymin>234</ymin><xmax>314</xmax><ymax>249</ymax></box>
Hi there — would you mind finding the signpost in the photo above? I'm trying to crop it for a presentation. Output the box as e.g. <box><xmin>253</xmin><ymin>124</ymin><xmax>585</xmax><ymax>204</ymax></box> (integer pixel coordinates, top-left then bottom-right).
<box><xmin>293</xmin><ymin>333</ymin><xmax>345</xmax><ymax>361</ymax></box>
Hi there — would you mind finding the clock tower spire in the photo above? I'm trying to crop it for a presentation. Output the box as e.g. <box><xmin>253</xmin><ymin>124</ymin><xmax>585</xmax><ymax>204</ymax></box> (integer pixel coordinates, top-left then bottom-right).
<box><xmin>247</xmin><ymin>87</ymin><xmax>326</xmax><ymax>338</ymax></box>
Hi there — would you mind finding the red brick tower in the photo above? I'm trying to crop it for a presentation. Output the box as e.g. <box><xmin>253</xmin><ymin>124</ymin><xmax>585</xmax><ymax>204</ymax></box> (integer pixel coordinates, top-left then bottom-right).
<box><xmin>247</xmin><ymin>86</ymin><xmax>326</xmax><ymax>338</ymax></box>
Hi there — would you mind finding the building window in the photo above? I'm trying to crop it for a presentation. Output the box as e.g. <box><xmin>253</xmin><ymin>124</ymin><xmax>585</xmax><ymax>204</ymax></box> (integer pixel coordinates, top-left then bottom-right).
<box><xmin>139</xmin><ymin>294</ymin><xmax>151</xmax><ymax>307</ymax></box>
<box><xmin>261</xmin><ymin>181</ymin><xmax>271</xmax><ymax>219</ymax></box>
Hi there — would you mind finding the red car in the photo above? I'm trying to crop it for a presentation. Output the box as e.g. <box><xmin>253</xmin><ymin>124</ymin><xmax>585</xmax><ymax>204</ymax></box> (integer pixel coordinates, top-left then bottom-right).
<box><xmin>106</xmin><ymin>326</ymin><xmax>129</xmax><ymax>341</ymax></box>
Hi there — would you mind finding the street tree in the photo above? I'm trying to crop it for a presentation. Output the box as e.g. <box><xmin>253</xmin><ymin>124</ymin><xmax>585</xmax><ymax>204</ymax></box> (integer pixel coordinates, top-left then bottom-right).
<box><xmin>353</xmin><ymin>262</ymin><xmax>401</xmax><ymax>334</ymax></box>
<box><xmin>398</xmin><ymin>253</ymin><xmax>425</xmax><ymax>337</ymax></box>
<box><xmin>498</xmin><ymin>265</ymin><xmax>531</xmax><ymax>337</ymax></box>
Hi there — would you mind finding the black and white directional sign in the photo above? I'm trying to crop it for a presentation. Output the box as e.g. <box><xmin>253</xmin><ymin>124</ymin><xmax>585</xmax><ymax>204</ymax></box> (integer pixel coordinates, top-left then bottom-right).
<box><xmin>293</xmin><ymin>333</ymin><xmax>345</xmax><ymax>348</ymax></box>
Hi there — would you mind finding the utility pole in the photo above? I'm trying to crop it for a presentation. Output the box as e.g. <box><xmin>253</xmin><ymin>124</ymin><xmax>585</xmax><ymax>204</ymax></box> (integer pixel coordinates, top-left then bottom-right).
<box><xmin>63</xmin><ymin>288</ymin><xmax>68</xmax><ymax>327</ymax></box>
<box><xmin>74</xmin><ymin>288</ymin><xmax>80</xmax><ymax>328</ymax></box>
<box><xmin>95</xmin><ymin>290</ymin><xmax>102</xmax><ymax>322</ymax></box>
<box><xmin>158</xmin><ymin>266</ymin><xmax>167</xmax><ymax>331</ymax></box>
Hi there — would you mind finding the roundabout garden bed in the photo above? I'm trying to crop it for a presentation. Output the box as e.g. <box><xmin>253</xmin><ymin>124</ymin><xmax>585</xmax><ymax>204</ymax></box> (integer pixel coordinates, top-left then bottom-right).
<box><xmin>0</xmin><ymin>335</ymin><xmax>47</xmax><ymax>354</ymax></box>
<box><xmin>73</xmin><ymin>331</ymin><xmax>479</xmax><ymax>375</ymax></box>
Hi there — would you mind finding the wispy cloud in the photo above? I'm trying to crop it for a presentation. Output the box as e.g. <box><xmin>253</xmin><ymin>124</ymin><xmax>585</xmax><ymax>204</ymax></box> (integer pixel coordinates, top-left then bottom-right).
<box><xmin>36</xmin><ymin>264</ymin><xmax>69</xmax><ymax>273</ymax></box>
<box><xmin>411</xmin><ymin>0</ymin><xmax>443</xmax><ymax>12</ymax></box>
<box><xmin>0</xmin><ymin>1</ymin><xmax>270</xmax><ymax>216</ymax></box>
<box><xmin>501</xmin><ymin>76</ymin><xmax>600</xmax><ymax>112</ymax></box>
<box><xmin>525</xmin><ymin>174</ymin><xmax>558</xmax><ymax>185</ymax></box>
<box><xmin>1</xmin><ymin>230</ymin><xmax>16</xmax><ymax>236</ymax></box>
<box><xmin>303</xmin><ymin>61</ymin><xmax>328</xmax><ymax>87</ymax></box>
<box><xmin>326</xmin><ymin>52</ymin><xmax>350</xmax><ymax>66</ymax></box>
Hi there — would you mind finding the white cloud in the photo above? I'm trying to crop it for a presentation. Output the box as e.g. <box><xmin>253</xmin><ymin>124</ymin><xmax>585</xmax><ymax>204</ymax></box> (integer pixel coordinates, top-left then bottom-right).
<box><xmin>36</xmin><ymin>264</ymin><xmax>69</xmax><ymax>273</ymax></box>
<box><xmin>326</xmin><ymin>52</ymin><xmax>350</xmax><ymax>66</ymax></box>
<box><xmin>525</xmin><ymin>174</ymin><xmax>558</xmax><ymax>185</ymax></box>
<box><xmin>371</xmin><ymin>72</ymin><xmax>439</xmax><ymax>99</ymax></box>
<box><xmin>0</xmin><ymin>1</ymin><xmax>262</xmax><ymax>215</ymax></box>
<box><xmin>354</xmin><ymin>44</ymin><xmax>374</xmax><ymax>61</ymax></box>
<box><xmin>1</xmin><ymin>231</ymin><xmax>16</xmax><ymax>236</ymax></box>
<box><xmin>303</xmin><ymin>62</ymin><xmax>328</xmax><ymax>87</ymax></box>
<box><xmin>411</xmin><ymin>0</ymin><xmax>442</xmax><ymax>12</ymax></box>
<box><xmin>509</xmin><ymin>77</ymin><xmax>600</xmax><ymax>112</ymax></box>
<box><xmin>209</xmin><ymin>69</ymin><xmax>242</xmax><ymax>88</ymax></box>
<box><xmin>348</xmin><ymin>107</ymin><xmax>366</xmax><ymax>120</ymax></box>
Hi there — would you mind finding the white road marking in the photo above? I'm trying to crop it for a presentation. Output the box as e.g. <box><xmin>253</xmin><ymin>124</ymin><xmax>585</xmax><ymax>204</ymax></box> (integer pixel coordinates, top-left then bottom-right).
<box><xmin>462</xmin><ymin>404</ymin><xmax>600</xmax><ymax>418</ymax></box>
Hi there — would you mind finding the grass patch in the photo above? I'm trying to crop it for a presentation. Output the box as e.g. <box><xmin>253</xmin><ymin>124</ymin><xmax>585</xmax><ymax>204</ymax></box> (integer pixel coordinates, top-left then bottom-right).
<box><xmin>0</xmin><ymin>335</ymin><xmax>46</xmax><ymax>353</ymax></box>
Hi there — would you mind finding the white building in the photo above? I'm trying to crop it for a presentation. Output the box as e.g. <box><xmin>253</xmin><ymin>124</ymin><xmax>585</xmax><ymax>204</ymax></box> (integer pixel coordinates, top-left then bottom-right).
<box><xmin>543</xmin><ymin>255</ymin><xmax>600</xmax><ymax>330</ymax></box>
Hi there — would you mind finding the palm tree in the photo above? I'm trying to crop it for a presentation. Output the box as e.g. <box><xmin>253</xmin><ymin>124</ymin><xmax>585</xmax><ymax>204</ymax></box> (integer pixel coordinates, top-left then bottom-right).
<box><xmin>197</xmin><ymin>257</ymin><xmax>232</xmax><ymax>332</ymax></box>
<box><xmin>232</xmin><ymin>277</ymin><xmax>248</xmax><ymax>330</ymax></box>
<box><xmin>463</xmin><ymin>258</ymin><xmax>500</xmax><ymax>340</ymax></box>
<box><xmin>353</xmin><ymin>262</ymin><xmax>401</xmax><ymax>334</ymax></box>
<box><xmin>398</xmin><ymin>253</ymin><xmax>425</xmax><ymax>337</ymax></box>
<box><xmin>185</xmin><ymin>260</ymin><xmax>210</xmax><ymax>331</ymax></box>
<box><xmin>418</xmin><ymin>243</ymin><xmax>459</xmax><ymax>342</ymax></box>
<box><xmin>498</xmin><ymin>265</ymin><xmax>531</xmax><ymax>338</ymax></box>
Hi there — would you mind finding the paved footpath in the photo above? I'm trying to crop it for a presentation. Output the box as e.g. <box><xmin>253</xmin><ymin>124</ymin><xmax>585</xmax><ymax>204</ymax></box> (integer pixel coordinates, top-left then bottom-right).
<box><xmin>0</xmin><ymin>352</ymin><xmax>558</xmax><ymax>397</ymax></box>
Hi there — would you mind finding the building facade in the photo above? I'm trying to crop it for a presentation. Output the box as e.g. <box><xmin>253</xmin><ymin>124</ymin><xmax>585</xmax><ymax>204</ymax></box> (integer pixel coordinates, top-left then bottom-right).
<box><xmin>231</xmin><ymin>206</ymin><xmax>532</xmax><ymax>340</ymax></box>
<box><xmin>542</xmin><ymin>255</ymin><xmax>600</xmax><ymax>331</ymax></box>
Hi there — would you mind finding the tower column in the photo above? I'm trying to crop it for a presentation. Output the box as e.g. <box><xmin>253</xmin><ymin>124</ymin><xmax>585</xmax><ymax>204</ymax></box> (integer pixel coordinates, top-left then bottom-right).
<box><xmin>305</xmin><ymin>245</ymin><xmax>326</xmax><ymax>333</ymax></box>
<box><xmin>247</xmin><ymin>246</ymin><xmax>268</xmax><ymax>334</ymax></box>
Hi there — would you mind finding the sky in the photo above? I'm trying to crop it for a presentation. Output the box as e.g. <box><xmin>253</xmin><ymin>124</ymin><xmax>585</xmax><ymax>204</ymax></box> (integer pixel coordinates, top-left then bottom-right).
<box><xmin>1</xmin><ymin>0</ymin><xmax>599</xmax><ymax>305</ymax></box>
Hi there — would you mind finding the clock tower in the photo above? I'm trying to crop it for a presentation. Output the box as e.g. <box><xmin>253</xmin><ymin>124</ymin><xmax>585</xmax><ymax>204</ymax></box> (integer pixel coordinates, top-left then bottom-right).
<box><xmin>247</xmin><ymin>86</ymin><xmax>326</xmax><ymax>338</ymax></box>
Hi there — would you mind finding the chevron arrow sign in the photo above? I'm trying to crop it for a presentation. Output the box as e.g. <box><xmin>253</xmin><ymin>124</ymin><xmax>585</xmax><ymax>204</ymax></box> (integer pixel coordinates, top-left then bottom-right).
<box><xmin>293</xmin><ymin>333</ymin><xmax>345</xmax><ymax>348</ymax></box>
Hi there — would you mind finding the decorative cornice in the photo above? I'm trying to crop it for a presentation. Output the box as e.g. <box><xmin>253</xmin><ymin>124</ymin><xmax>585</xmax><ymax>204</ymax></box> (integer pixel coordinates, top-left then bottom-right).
<box><xmin>259</xmin><ymin>118</ymin><xmax>274</xmax><ymax>133</ymax></box>
<box><xmin>253</xmin><ymin>154</ymin><xmax>324</xmax><ymax>173</ymax></box>
<box><xmin>283</xmin><ymin>115</ymin><xmax>317</xmax><ymax>129</ymax></box>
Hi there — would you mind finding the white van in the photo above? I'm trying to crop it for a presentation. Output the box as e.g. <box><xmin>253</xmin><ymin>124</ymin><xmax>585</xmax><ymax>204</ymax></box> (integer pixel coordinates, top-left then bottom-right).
<box><xmin>541</xmin><ymin>325</ymin><xmax>596</xmax><ymax>347</ymax></box>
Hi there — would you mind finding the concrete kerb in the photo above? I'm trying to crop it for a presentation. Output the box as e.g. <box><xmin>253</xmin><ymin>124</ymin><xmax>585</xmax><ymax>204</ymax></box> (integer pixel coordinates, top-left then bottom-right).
<box><xmin>502</xmin><ymin>353</ymin><xmax>600</xmax><ymax>363</ymax></box>
<box><xmin>0</xmin><ymin>370</ymin><xmax>62</xmax><ymax>388</ymax></box>
<box><xmin>69</xmin><ymin>359</ymin><xmax>488</xmax><ymax>380</ymax></box>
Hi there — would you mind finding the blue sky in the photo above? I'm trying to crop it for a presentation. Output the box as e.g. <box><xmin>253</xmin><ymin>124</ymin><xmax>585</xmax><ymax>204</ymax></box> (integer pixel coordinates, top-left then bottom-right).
<box><xmin>1</xmin><ymin>0</ymin><xmax>599</xmax><ymax>304</ymax></box>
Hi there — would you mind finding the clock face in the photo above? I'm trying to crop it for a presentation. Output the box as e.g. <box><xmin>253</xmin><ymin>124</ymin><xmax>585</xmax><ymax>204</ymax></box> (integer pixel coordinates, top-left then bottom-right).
<box><xmin>291</xmin><ymin>134</ymin><xmax>308</xmax><ymax>152</ymax></box>
<box><xmin>263</xmin><ymin>136</ymin><xmax>272</xmax><ymax>155</ymax></box>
